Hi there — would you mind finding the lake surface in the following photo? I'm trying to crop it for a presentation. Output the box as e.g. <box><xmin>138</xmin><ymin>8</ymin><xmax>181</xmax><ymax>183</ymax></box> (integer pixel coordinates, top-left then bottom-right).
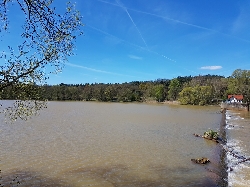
<box><xmin>1</xmin><ymin>101</ymin><xmax>224</xmax><ymax>186</ymax></box>
<box><xmin>226</xmin><ymin>109</ymin><xmax>250</xmax><ymax>187</ymax></box>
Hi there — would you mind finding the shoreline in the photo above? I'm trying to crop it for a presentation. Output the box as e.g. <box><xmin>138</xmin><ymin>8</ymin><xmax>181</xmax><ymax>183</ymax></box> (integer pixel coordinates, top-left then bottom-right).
<box><xmin>218</xmin><ymin>108</ymin><xmax>228</xmax><ymax>187</ymax></box>
<box><xmin>78</xmin><ymin>99</ymin><xmax>222</xmax><ymax>107</ymax></box>
<box><xmin>43</xmin><ymin>98</ymin><xmax>227</xmax><ymax>108</ymax></box>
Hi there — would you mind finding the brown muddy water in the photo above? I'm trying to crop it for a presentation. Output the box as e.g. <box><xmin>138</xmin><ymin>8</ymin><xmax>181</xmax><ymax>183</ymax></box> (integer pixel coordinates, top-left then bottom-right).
<box><xmin>1</xmin><ymin>101</ymin><xmax>225</xmax><ymax>186</ymax></box>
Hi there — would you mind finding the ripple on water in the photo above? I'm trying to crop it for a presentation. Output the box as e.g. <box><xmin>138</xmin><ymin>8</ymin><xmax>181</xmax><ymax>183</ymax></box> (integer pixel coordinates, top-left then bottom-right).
<box><xmin>1</xmin><ymin>101</ymin><xmax>224</xmax><ymax>186</ymax></box>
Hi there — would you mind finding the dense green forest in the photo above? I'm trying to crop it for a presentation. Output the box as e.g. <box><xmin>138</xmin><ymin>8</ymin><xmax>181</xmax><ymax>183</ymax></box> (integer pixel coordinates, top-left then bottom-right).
<box><xmin>1</xmin><ymin>69</ymin><xmax>250</xmax><ymax>105</ymax></box>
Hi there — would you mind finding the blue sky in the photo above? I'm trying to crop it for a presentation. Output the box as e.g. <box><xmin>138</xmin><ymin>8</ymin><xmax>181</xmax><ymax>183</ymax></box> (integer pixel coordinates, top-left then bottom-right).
<box><xmin>2</xmin><ymin>0</ymin><xmax>250</xmax><ymax>84</ymax></box>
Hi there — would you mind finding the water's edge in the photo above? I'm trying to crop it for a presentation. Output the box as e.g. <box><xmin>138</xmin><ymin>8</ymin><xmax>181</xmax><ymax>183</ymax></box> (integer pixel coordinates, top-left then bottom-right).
<box><xmin>219</xmin><ymin>109</ymin><xmax>228</xmax><ymax>187</ymax></box>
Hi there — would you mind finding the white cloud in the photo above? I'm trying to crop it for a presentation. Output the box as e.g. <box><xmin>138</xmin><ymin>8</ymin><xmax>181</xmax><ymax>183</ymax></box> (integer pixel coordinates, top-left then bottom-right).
<box><xmin>200</xmin><ymin>66</ymin><xmax>222</xmax><ymax>70</ymax></box>
<box><xmin>128</xmin><ymin>55</ymin><xmax>143</xmax><ymax>60</ymax></box>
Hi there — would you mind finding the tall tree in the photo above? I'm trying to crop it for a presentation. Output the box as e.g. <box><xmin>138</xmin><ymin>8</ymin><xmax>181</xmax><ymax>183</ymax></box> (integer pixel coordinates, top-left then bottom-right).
<box><xmin>179</xmin><ymin>85</ymin><xmax>213</xmax><ymax>105</ymax></box>
<box><xmin>0</xmin><ymin>0</ymin><xmax>83</xmax><ymax>120</ymax></box>
<box><xmin>227</xmin><ymin>69</ymin><xmax>250</xmax><ymax>102</ymax></box>
<box><xmin>168</xmin><ymin>78</ymin><xmax>181</xmax><ymax>100</ymax></box>
<box><xmin>153</xmin><ymin>84</ymin><xmax>165</xmax><ymax>102</ymax></box>
<box><xmin>178</xmin><ymin>87</ymin><xmax>195</xmax><ymax>105</ymax></box>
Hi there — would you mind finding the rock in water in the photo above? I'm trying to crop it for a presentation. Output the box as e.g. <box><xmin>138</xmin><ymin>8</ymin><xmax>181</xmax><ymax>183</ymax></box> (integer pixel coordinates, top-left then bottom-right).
<box><xmin>191</xmin><ymin>157</ymin><xmax>210</xmax><ymax>164</ymax></box>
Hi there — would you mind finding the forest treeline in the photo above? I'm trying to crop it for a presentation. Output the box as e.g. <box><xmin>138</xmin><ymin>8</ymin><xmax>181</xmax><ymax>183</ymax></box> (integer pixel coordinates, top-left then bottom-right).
<box><xmin>1</xmin><ymin>69</ymin><xmax>250</xmax><ymax>105</ymax></box>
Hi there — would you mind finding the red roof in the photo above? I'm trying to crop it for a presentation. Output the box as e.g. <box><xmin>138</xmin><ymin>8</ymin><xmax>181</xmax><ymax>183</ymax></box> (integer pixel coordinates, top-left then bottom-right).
<box><xmin>228</xmin><ymin>95</ymin><xmax>244</xmax><ymax>100</ymax></box>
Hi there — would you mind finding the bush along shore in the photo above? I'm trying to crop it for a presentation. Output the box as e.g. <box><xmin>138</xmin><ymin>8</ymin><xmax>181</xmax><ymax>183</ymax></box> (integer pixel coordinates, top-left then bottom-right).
<box><xmin>0</xmin><ymin>69</ymin><xmax>250</xmax><ymax>106</ymax></box>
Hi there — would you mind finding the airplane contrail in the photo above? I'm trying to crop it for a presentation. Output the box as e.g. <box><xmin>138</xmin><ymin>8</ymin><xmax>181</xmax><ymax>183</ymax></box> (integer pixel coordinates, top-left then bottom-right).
<box><xmin>97</xmin><ymin>0</ymin><xmax>214</xmax><ymax>32</ymax></box>
<box><xmin>115</xmin><ymin>0</ymin><xmax>149</xmax><ymax>49</ymax></box>
<box><xmin>87</xmin><ymin>24</ymin><xmax>199</xmax><ymax>75</ymax></box>
<box><xmin>97</xmin><ymin>0</ymin><xmax>250</xmax><ymax>43</ymax></box>
<box><xmin>87</xmin><ymin>24</ymin><xmax>146</xmax><ymax>51</ymax></box>
<box><xmin>66</xmin><ymin>62</ymin><xmax>137</xmax><ymax>78</ymax></box>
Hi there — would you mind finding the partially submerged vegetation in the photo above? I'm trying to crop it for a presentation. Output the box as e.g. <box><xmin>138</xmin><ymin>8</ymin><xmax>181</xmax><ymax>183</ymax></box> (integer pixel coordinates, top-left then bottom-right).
<box><xmin>194</xmin><ymin>129</ymin><xmax>220</xmax><ymax>143</ymax></box>
<box><xmin>203</xmin><ymin>130</ymin><xmax>219</xmax><ymax>140</ymax></box>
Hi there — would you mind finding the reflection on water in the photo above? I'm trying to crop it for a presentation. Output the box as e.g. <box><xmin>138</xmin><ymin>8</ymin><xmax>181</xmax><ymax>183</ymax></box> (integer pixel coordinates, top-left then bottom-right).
<box><xmin>1</xmin><ymin>102</ymin><xmax>223</xmax><ymax>186</ymax></box>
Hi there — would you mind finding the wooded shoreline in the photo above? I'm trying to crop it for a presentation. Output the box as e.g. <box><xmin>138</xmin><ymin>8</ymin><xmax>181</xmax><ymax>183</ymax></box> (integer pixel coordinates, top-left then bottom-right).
<box><xmin>1</xmin><ymin>69</ymin><xmax>249</xmax><ymax>107</ymax></box>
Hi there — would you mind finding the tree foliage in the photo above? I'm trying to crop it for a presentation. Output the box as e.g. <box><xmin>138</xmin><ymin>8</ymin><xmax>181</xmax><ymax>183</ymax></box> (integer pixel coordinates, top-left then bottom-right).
<box><xmin>178</xmin><ymin>85</ymin><xmax>213</xmax><ymax>105</ymax></box>
<box><xmin>0</xmin><ymin>0</ymin><xmax>83</xmax><ymax>120</ymax></box>
<box><xmin>168</xmin><ymin>78</ymin><xmax>181</xmax><ymax>100</ymax></box>
<box><xmin>1</xmin><ymin>68</ymin><xmax>250</xmax><ymax>109</ymax></box>
<box><xmin>227</xmin><ymin>69</ymin><xmax>250</xmax><ymax>102</ymax></box>
<box><xmin>150</xmin><ymin>84</ymin><xmax>165</xmax><ymax>102</ymax></box>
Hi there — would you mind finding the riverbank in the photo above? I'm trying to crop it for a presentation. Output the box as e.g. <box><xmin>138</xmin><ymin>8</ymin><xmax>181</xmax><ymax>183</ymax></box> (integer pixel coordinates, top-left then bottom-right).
<box><xmin>218</xmin><ymin>108</ymin><xmax>228</xmax><ymax>187</ymax></box>
<box><xmin>142</xmin><ymin>100</ymin><xmax>180</xmax><ymax>105</ymax></box>
<box><xmin>221</xmin><ymin>102</ymin><xmax>249</xmax><ymax>111</ymax></box>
